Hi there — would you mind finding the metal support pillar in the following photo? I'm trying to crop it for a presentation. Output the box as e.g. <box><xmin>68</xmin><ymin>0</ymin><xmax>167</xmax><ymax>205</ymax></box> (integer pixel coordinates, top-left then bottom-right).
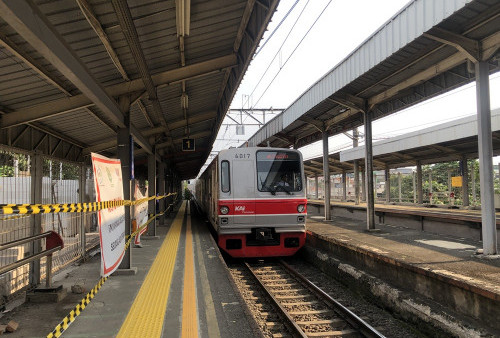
<box><xmin>398</xmin><ymin>172</ymin><xmax>402</xmax><ymax>203</ymax></box>
<box><xmin>322</xmin><ymin>131</ymin><xmax>331</xmax><ymax>220</ymax></box>
<box><xmin>117</xmin><ymin>127</ymin><xmax>132</xmax><ymax>270</ymax></box>
<box><xmin>314</xmin><ymin>176</ymin><xmax>319</xmax><ymax>199</ymax></box>
<box><xmin>147</xmin><ymin>152</ymin><xmax>157</xmax><ymax>236</ymax></box>
<box><xmin>364</xmin><ymin>111</ymin><xmax>376</xmax><ymax>229</ymax></box>
<box><xmin>79</xmin><ymin>164</ymin><xmax>86</xmax><ymax>258</ymax></box>
<box><xmin>461</xmin><ymin>155</ymin><xmax>469</xmax><ymax>207</ymax></box>
<box><xmin>472</xmin><ymin>166</ymin><xmax>476</xmax><ymax>204</ymax></box>
<box><xmin>342</xmin><ymin>170</ymin><xmax>347</xmax><ymax>201</ymax></box>
<box><xmin>158</xmin><ymin>162</ymin><xmax>166</xmax><ymax>224</ymax></box>
<box><xmin>416</xmin><ymin>161</ymin><xmax>423</xmax><ymax>204</ymax></box>
<box><xmin>29</xmin><ymin>153</ymin><xmax>42</xmax><ymax>286</ymax></box>
<box><xmin>354</xmin><ymin>162</ymin><xmax>360</xmax><ymax>205</ymax></box>
<box><xmin>429</xmin><ymin>172</ymin><xmax>433</xmax><ymax>203</ymax></box>
<box><xmin>385</xmin><ymin>165</ymin><xmax>390</xmax><ymax>204</ymax></box>
<box><xmin>412</xmin><ymin>171</ymin><xmax>416</xmax><ymax>203</ymax></box>
<box><xmin>361</xmin><ymin>166</ymin><xmax>366</xmax><ymax>202</ymax></box>
<box><xmin>475</xmin><ymin>61</ymin><xmax>497</xmax><ymax>255</ymax></box>
<box><xmin>448</xmin><ymin>170</ymin><xmax>452</xmax><ymax>195</ymax></box>
<box><xmin>353</xmin><ymin>128</ymin><xmax>360</xmax><ymax>205</ymax></box>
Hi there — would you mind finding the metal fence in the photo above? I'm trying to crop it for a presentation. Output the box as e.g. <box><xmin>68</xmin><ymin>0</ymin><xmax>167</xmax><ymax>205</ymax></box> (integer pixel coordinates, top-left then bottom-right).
<box><xmin>0</xmin><ymin>147</ymin><xmax>98</xmax><ymax>303</ymax></box>
<box><xmin>307</xmin><ymin>165</ymin><xmax>487</xmax><ymax>206</ymax></box>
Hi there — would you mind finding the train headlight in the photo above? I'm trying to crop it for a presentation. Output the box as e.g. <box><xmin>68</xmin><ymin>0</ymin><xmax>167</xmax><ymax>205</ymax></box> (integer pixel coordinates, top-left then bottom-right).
<box><xmin>297</xmin><ymin>204</ymin><xmax>305</xmax><ymax>213</ymax></box>
<box><xmin>220</xmin><ymin>206</ymin><xmax>229</xmax><ymax>215</ymax></box>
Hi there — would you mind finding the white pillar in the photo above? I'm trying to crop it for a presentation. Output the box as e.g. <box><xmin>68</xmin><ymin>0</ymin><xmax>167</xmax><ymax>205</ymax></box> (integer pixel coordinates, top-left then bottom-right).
<box><xmin>364</xmin><ymin>111</ymin><xmax>376</xmax><ymax>229</ymax></box>
<box><xmin>398</xmin><ymin>172</ymin><xmax>402</xmax><ymax>203</ymax></box>
<box><xmin>475</xmin><ymin>61</ymin><xmax>497</xmax><ymax>255</ymax></box>
<box><xmin>413</xmin><ymin>171</ymin><xmax>416</xmax><ymax>203</ymax></box>
<box><xmin>322</xmin><ymin>131</ymin><xmax>331</xmax><ymax>220</ymax></box>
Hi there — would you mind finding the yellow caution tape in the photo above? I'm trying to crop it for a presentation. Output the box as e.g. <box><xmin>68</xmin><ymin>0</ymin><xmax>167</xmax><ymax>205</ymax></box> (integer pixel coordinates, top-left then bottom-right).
<box><xmin>46</xmin><ymin>205</ymin><xmax>172</xmax><ymax>338</ymax></box>
<box><xmin>47</xmin><ymin>276</ymin><xmax>108</xmax><ymax>338</ymax></box>
<box><xmin>0</xmin><ymin>193</ymin><xmax>177</xmax><ymax>216</ymax></box>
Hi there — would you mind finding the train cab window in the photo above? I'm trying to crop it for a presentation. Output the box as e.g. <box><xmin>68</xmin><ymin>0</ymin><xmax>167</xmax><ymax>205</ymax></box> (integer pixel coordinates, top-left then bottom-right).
<box><xmin>256</xmin><ymin>151</ymin><xmax>302</xmax><ymax>193</ymax></box>
<box><xmin>221</xmin><ymin>160</ymin><xmax>230</xmax><ymax>192</ymax></box>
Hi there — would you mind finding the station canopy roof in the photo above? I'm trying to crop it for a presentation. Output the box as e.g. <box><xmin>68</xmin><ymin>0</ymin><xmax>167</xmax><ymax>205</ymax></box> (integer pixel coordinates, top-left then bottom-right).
<box><xmin>247</xmin><ymin>0</ymin><xmax>500</xmax><ymax>152</ymax></box>
<box><xmin>303</xmin><ymin>108</ymin><xmax>500</xmax><ymax>178</ymax></box>
<box><xmin>0</xmin><ymin>0</ymin><xmax>278</xmax><ymax>179</ymax></box>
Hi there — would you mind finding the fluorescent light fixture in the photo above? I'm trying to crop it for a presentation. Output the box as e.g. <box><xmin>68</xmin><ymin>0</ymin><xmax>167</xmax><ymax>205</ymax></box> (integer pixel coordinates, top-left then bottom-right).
<box><xmin>176</xmin><ymin>0</ymin><xmax>190</xmax><ymax>37</ymax></box>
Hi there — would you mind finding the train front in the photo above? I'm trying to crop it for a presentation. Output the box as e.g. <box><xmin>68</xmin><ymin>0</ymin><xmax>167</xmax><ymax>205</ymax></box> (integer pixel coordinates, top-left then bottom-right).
<box><xmin>217</xmin><ymin>148</ymin><xmax>306</xmax><ymax>257</ymax></box>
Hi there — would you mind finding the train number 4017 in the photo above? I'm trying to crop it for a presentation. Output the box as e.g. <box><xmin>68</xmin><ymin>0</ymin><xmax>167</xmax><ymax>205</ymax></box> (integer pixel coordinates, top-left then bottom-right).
<box><xmin>235</xmin><ymin>153</ymin><xmax>250</xmax><ymax>159</ymax></box>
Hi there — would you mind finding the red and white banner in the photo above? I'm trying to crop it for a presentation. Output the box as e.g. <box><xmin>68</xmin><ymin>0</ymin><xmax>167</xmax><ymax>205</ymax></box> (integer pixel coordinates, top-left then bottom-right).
<box><xmin>91</xmin><ymin>153</ymin><xmax>125</xmax><ymax>277</ymax></box>
<box><xmin>134</xmin><ymin>182</ymin><xmax>149</xmax><ymax>245</ymax></box>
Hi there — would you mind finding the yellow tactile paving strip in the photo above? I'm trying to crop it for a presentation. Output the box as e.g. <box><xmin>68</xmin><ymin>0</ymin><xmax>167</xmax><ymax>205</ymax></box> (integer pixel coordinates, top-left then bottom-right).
<box><xmin>117</xmin><ymin>201</ymin><xmax>185</xmax><ymax>337</ymax></box>
<box><xmin>181</xmin><ymin>203</ymin><xmax>199</xmax><ymax>337</ymax></box>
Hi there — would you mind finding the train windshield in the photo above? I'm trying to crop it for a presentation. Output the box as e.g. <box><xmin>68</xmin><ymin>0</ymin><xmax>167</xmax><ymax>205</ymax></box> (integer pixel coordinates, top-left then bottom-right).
<box><xmin>256</xmin><ymin>151</ymin><xmax>302</xmax><ymax>193</ymax></box>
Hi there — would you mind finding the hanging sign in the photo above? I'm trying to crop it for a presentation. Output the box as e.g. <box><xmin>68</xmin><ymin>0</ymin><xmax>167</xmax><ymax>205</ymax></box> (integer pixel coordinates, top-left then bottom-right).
<box><xmin>182</xmin><ymin>138</ymin><xmax>195</xmax><ymax>151</ymax></box>
<box><xmin>91</xmin><ymin>153</ymin><xmax>125</xmax><ymax>277</ymax></box>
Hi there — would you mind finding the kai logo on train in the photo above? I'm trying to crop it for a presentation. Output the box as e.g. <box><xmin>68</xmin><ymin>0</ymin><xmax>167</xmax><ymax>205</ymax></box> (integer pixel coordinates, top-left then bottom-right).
<box><xmin>235</xmin><ymin>205</ymin><xmax>246</xmax><ymax>212</ymax></box>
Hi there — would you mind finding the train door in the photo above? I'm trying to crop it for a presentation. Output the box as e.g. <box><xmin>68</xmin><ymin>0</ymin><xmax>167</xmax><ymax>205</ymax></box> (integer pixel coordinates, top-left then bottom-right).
<box><xmin>232</xmin><ymin>159</ymin><xmax>255</xmax><ymax>224</ymax></box>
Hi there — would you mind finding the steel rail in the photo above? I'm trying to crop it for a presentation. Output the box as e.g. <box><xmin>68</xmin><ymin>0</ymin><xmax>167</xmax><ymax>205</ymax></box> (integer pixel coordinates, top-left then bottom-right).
<box><xmin>244</xmin><ymin>262</ymin><xmax>307</xmax><ymax>338</ymax></box>
<box><xmin>280</xmin><ymin>260</ymin><xmax>386</xmax><ymax>338</ymax></box>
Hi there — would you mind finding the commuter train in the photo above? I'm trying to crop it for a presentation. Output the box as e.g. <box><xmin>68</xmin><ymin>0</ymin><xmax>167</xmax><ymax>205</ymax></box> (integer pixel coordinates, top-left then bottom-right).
<box><xmin>195</xmin><ymin>147</ymin><xmax>306</xmax><ymax>257</ymax></box>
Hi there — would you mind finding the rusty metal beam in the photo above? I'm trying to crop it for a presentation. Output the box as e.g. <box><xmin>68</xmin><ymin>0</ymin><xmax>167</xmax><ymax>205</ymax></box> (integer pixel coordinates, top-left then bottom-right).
<box><xmin>76</xmin><ymin>0</ymin><xmax>129</xmax><ymax>81</ymax></box>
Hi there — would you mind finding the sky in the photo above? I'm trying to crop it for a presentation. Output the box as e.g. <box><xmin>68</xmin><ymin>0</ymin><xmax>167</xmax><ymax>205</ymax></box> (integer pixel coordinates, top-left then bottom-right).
<box><xmin>201</xmin><ymin>0</ymin><xmax>500</xmax><ymax>174</ymax></box>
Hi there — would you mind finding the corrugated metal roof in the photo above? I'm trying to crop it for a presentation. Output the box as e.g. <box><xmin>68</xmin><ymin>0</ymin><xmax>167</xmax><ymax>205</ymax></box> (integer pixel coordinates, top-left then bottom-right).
<box><xmin>247</xmin><ymin>0</ymin><xmax>500</xmax><ymax>151</ymax></box>
<box><xmin>340</xmin><ymin>108</ymin><xmax>500</xmax><ymax>162</ymax></box>
<box><xmin>0</xmin><ymin>0</ymin><xmax>279</xmax><ymax>179</ymax></box>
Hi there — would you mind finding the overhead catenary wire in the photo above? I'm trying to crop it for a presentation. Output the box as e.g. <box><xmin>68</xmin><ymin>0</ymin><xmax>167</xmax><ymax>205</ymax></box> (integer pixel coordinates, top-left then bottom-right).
<box><xmin>254</xmin><ymin>0</ymin><xmax>301</xmax><ymax>56</ymax></box>
<box><xmin>252</xmin><ymin>0</ymin><xmax>334</xmax><ymax>108</ymax></box>
<box><xmin>244</xmin><ymin>0</ymin><xmax>311</xmax><ymax>109</ymax></box>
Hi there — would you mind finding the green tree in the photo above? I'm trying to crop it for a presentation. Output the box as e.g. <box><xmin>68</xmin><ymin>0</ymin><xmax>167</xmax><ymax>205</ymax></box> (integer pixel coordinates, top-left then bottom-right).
<box><xmin>389</xmin><ymin>174</ymin><xmax>414</xmax><ymax>202</ymax></box>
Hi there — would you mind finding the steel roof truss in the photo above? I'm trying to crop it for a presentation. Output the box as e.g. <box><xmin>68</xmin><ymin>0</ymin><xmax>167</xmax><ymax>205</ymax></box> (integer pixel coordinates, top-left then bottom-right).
<box><xmin>0</xmin><ymin>0</ymin><xmax>126</xmax><ymax>128</ymax></box>
<box><xmin>11</xmin><ymin>126</ymin><xmax>29</xmax><ymax>147</ymax></box>
<box><xmin>0</xmin><ymin>55</ymin><xmax>236</xmax><ymax>129</ymax></box>
<box><xmin>130</xmin><ymin>124</ymin><xmax>152</xmax><ymax>155</ymax></box>
<box><xmin>327</xmin><ymin>92</ymin><xmax>366</xmax><ymax>112</ymax></box>
<box><xmin>0</xmin><ymin>0</ymin><xmax>155</xmax><ymax>154</ymax></box>
<box><xmin>137</xmin><ymin>100</ymin><xmax>154</xmax><ymax>128</ymax></box>
<box><xmin>33</xmin><ymin>134</ymin><xmax>48</xmax><ymax>151</ymax></box>
<box><xmin>0</xmin><ymin>31</ymin><xmax>70</xmax><ymax>95</ymax></box>
<box><xmin>298</xmin><ymin>116</ymin><xmax>323</xmax><ymax>132</ymax></box>
<box><xmin>76</xmin><ymin>0</ymin><xmax>130</xmax><ymax>81</ymax></box>
<box><xmin>369</xmin><ymin>30</ymin><xmax>499</xmax><ymax>107</ymax></box>
<box><xmin>368</xmin><ymin>52</ymin><xmax>466</xmax><ymax>107</ymax></box>
<box><xmin>112</xmin><ymin>0</ymin><xmax>170</xmax><ymax>136</ymax></box>
<box><xmin>423</xmin><ymin>27</ymin><xmax>480</xmax><ymax>63</ymax></box>
<box><xmin>51</xmin><ymin>139</ymin><xmax>62</xmax><ymax>156</ymax></box>
<box><xmin>482</xmin><ymin>31</ymin><xmax>500</xmax><ymax>61</ymax></box>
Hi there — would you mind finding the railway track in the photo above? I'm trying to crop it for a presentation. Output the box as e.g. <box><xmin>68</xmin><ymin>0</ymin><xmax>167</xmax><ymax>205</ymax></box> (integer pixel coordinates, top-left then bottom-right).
<box><xmin>229</xmin><ymin>259</ymin><xmax>385</xmax><ymax>338</ymax></box>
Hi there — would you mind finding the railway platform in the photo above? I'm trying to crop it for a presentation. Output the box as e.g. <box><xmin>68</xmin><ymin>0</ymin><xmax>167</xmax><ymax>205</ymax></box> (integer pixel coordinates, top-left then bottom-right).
<box><xmin>1</xmin><ymin>201</ymin><xmax>257</xmax><ymax>337</ymax></box>
<box><xmin>304</xmin><ymin>212</ymin><xmax>500</xmax><ymax>335</ymax></box>
<box><xmin>307</xmin><ymin>199</ymin><xmax>500</xmax><ymax>242</ymax></box>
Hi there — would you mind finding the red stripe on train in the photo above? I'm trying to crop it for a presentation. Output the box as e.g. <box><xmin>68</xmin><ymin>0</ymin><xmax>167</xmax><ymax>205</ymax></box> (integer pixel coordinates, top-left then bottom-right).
<box><xmin>217</xmin><ymin>199</ymin><xmax>307</xmax><ymax>215</ymax></box>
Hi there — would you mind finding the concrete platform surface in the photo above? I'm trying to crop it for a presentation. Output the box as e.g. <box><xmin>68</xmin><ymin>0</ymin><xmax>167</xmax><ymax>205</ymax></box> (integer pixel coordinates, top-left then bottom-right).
<box><xmin>0</xmin><ymin>202</ymin><xmax>255</xmax><ymax>337</ymax></box>
<box><xmin>305</xmin><ymin>214</ymin><xmax>500</xmax><ymax>332</ymax></box>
